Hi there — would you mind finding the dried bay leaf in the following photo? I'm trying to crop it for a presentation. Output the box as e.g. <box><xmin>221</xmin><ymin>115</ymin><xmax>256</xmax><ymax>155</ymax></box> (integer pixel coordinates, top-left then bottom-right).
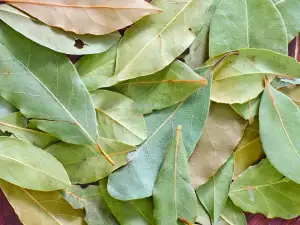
<box><xmin>7</xmin><ymin>0</ymin><xmax>160</xmax><ymax>35</ymax></box>
<box><xmin>196</xmin><ymin>155</ymin><xmax>234</xmax><ymax>224</ymax></box>
<box><xmin>0</xmin><ymin>4</ymin><xmax>121</xmax><ymax>55</ymax></box>
<box><xmin>279</xmin><ymin>84</ymin><xmax>300</xmax><ymax>107</ymax></box>
<box><xmin>46</xmin><ymin>138</ymin><xmax>135</xmax><ymax>184</ymax></box>
<box><xmin>62</xmin><ymin>185</ymin><xmax>119</xmax><ymax>225</ymax></box>
<box><xmin>115</xmin><ymin>60</ymin><xmax>207</xmax><ymax>114</ymax></box>
<box><xmin>0</xmin><ymin>95</ymin><xmax>17</xmax><ymax>118</ymax></box>
<box><xmin>189</xmin><ymin>103</ymin><xmax>246</xmax><ymax>188</ymax></box>
<box><xmin>106</xmin><ymin>0</ymin><xmax>213</xmax><ymax>86</ymax></box>
<box><xmin>206</xmin><ymin>48</ymin><xmax>300</xmax><ymax>104</ymax></box>
<box><xmin>108</xmin><ymin>72</ymin><xmax>211</xmax><ymax>201</ymax></box>
<box><xmin>231</xmin><ymin>96</ymin><xmax>261</xmax><ymax>122</ymax></box>
<box><xmin>0</xmin><ymin>137</ymin><xmax>70</xmax><ymax>191</ymax></box>
<box><xmin>99</xmin><ymin>179</ymin><xmax>155</xmax><ymax>225</ymax></box>
<box><xmin>153</xmin><ymin>125</ymin><xmax>197</xmax><ymax>225</ymax></box>
<box><xmin>230</xmin><ymin>159</ymin><xmax>300</xmax><ymax>219</ymax></box>
<box><xmin>0</xmin><ymin>179</ymin><xmax>86</xmax><ymax>225</ymax></box>
<box><xmin>260</xmin><ymin>80</ymin><xmax>300</xmax><ymax>183</ymax></box>
<box><xmin>209</xmin><ymin>0</ymin><xmax>288</xmax><ymax>56</ymax></box>
<box><xmin>91</xmin><ymin>90</ymin><xmax>147</xmax><ymax>146</ymax></box>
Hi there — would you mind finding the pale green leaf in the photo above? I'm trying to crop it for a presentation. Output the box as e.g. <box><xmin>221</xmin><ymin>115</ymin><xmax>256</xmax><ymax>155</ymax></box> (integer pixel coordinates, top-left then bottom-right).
<box><xmin>0</xmin><ymin>137</ymin><xmax>70</xmax><ymax>191</ymax></box>
<box><xmin>108</xmin><ymin>70</ymin><xmax>211</xmax><ymax>201</ymax></box>
<box><xmin>0</xmin><ymin>179</ymin><xmax>86</xmax><ymax>225</ymax></box>
<box><xmin>153</xmin><ymin>126</ymin><xmax>197</xmax><ymax>225</ymax></box>
<box><xmin>46</xmin><ymin>138</ymin><xmax>135</xmax><ymax>184</ymax></box>
<box><xmin>0</xmin><ymin>95</ymin><xmax>17</xmax><ymax>118</ymax></box>
<box><xmin>209</xmin><ymin>0</ymin><xmax>288</xmax><ymax>56</ymax></box>
<box><xmin>91</xmin><ymin>90</ymin><xmax>147</xmax><ymax>146</ymax></box>
<box><xmin>62</xmin><ymin>185</ymin><xmax>119</xmax><ymax>225</ymax></box>
<box><xmin>0</xmin><ymin>4</ymin><xmax>120</xmax><ymax>55</ymax></box>
<box><xmin>260</xmin><ymin>81</ymin><xmax>300</xmax><ymax>183</ymax></box>
<box><xmin>231</xmin><ymin>96</ymin><xmax>261</xmax><ymax>122</ymax></box>
<box><xmin>76</xmin><ymin>43</ymin><xmax>118</xmax><ymax>91</ymax></box>
<box><xmin>189</xmin><ymin>103</ymin><xmax>245</xmax><ymax>188</ymax></box>
<box><xmin>99</xmin><ymin>179</ymin><xmax>155</xmax><ymax>225</ymax></box>
<box><xmin>105</xmin><ymin>0</ymin><xmax>214</xmax><ymax>86</ymax></box>
<box><xmin>196</xmin><ymin>155</ymin><xmax>234</xmax><ymax>224</ymax></box>
<box><xmin>230</xmin><ymin>159</ymin><xmax>300</xmax><ymax>219</ymax></box>
<box><xmin>115</xmin><ymin>60</ymin><xmax>207</xmax><ymax>114</ymax></box>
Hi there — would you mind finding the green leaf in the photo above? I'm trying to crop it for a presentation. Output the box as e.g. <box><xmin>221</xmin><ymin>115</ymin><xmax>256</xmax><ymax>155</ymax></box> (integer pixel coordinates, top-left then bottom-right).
<box><xmin>230</xmin><ymin>159</ymin><xmax>300</xmax><ymax>219</ymax></box>
<box><xmin>0</xmin><ymin>21</ymin><xmax>99</xmax><ymax>146</ymax></box>
<box><xmin>153</xmin><ymin>125</ymin><xmax>197</xmax><ymax>225</ymax></box>
<box><xmin>231</xmin><ymin>96</ymin><xmax>261</xmax><ymax>122</ymax></box>
<box><xmin>91</xmin><ymin>90</ymin><xmax>147</xmax><ymax>146</ymax></box>
<box><xmin>62</xmin><ymin>185</ymin><xmax>119</xmax><ymax>225</ymax></box>
<box><xmin>108</xmin><ymin>71</ymin><xmax>211</xmax><ymax>200</ymax></box>
<box><xmin>260</xmin><ymin>80</ymin><xmax>300</xmax><ymax>183</ymax></box>
<box><xmin>209</xmin><ymin>0</ymin><xmax>287</xmax><ymax>56</ymax></box>
<box><xmin>76</xmin><ymin>42</ymin><xmax>118</xmax><ymax>91</ymax></box>
<box><xmin>196</xmin><ymin>155</ymin><xmax>234</xmax><ymax>225</ymax></box>
<box><xmin>276</xmin><ymin>0</ymin><xmax>300</xmax><ymax>41</ymax></box>
<box><xmin>189</xmin><ymin>103</ymin><xmax>246</xmax><ymax>188</ymax></box>
<box><xmin>279</xmin><ymin>84</ymin><xmax>300</xmax><ymax>107</ymax></box>
<box><xmin>0</xmin><ymin>112</ymin><xmax>58</xmax><ymax>148</ymax></box>
<box><xmin>0</xmin><ymin>95</ymin><xmax>17</xmax><ymax>118</ymax></box>
<box><xmin>0</xmin><ymin>137</ymin><xmax>70</xmax><ymax>191</ymax></box>
<box><xmin>183</xmin><ymin>0</ymin><xmax>223</xmax><ymax>68</ymax></box>
<box><xmin>45</xmin><ymin>138</ymin><xmax>135</xmax><ymax>184</ymax></box>
<box><xmin>0</xmin><ymin>179</ymin><xmax>86</xmax><ymax>225</ymax></box>
<box><xmin>115</xmin><ymin>60</ymin><xmax>207</xmax><ymax>114</ymax></box>
<box><xmin>99</xmin><ymin>179</ymin><xmax>155</xmax><ymax>225</ymax></box>
<box><xmin>105</xmin><ymin>0</ymin><xmax>214</xmax><ymax>86</ymax></box>
<box><xmin>0</xmin><ymin>4</ymin><xmax>120</xmax><ymax>55</ymax></box>
<box><xmin>205</xmin><ymin>48</ymin><xmax>300</xmax><ymax>104</ymax></box>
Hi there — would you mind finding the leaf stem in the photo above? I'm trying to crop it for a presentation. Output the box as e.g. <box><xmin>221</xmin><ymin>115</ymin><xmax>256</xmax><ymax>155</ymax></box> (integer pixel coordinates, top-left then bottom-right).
<box><xmin>96</xmin><ymin>144</ymin><xmax>115</xmax><ymax>165</ymax></box>
<box><xmin>178</xmin><ymin>217</ymin><xmax>193</xmax><ymax>225</ymax></box>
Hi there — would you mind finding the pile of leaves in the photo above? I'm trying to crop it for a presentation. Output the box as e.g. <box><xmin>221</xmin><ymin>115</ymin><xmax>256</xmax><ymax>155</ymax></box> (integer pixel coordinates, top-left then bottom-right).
<box><xmin>0</xmin><ymin>0</ymin><xmax>300</xmax><ymax>224</ymax></box>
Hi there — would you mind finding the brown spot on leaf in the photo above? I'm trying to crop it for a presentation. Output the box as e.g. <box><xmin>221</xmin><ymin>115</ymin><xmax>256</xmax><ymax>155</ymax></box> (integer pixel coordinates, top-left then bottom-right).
<box><xmin>74</xmin><ymin>39</ymin><xmax>85</xmax><ymax>49</ymax></box>
<box><xmin>249</xmin><ymin>56</ymin><xmax>255</xmax><ymax>62</ymax></box>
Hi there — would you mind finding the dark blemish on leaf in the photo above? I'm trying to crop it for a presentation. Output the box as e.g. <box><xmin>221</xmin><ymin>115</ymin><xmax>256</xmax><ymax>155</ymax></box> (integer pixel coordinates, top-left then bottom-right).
<box><xmin>188</xmin><ymin>28</ymin><xmax>192</xmax><ymax>31</ymax></box>
<box><xmin>74</xmin><ymin>39</ymin><xmax>85</xmax><ymax>49</ymax></box>
<box><xmin>249</xmin><ymin>56</ymin><xmax>255</xmax><ymax>62</ymax></box>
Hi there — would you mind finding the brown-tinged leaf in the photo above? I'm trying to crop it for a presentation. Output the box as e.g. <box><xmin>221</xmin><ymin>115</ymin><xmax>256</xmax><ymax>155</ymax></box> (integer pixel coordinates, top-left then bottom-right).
<box><xmin>279</xmin><ymin>84</ymin><xmax>300</xmax><ymax>107</ymax></box>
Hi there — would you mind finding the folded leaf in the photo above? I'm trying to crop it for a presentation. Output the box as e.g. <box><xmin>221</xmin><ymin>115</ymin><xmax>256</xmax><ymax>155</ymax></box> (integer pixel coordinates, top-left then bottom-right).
<box><xmin>153</xmin><ymin>125</ymin><xmax>197</xmax><ymax>225</ymax></box>
<box><xmin>0</xmin><ymin>96</ymin><xmax>17</xmax><ymax>118</ymax></box>
<box><xmin>76</xmin><ymin>43</ymin><xmax>118</xmax><ymax>91</ymax></box>
<box><xmin>0</xmin><ymin>4</ymin><xmax>121</xmax><ymax>55</ymax></box>
<box><xmin>62</xmin><ymin>185</ymin><xmax>119</xmax><ymax>225</ymax></box>
<box><xmin>231</xmin><ymin>96</ymin><xmax>261</xmax><ymax>122</ymax></box>
<box><xmin>260</xmin><ymin>80</ymin><xmax>300</xmax><ymax>183</ymax></box>
<box><xmin>91</xmin><ymin>90</ymin><xmax>147</xmax><ymax>146</ymax></box>
<box><xmin>196</xmin><ymin>155</ymin><xmax>234</xmax><ymax>225</ymax></box>
<box><xmin>205</xmin><ymin>48</ymin><xmax>300</xmax><ymax>104</ymax></box>
<box><xmin>209</xmin><ymin>0</ymin><xmax>287</xmax><ymax>56</ymax></box>
<box><xmin>115</xmin><ymin>60</ymin><xmax>207</xmax><ymax>114</ymax></box>
<box><xmin>106</xmin><ymin>0</ymin><xmax>214</xmax><ymax>86</ymax></box>
<box><xmin>99</xmin><ymin>179</ymin><xmax>155</xmax><ymax>225</ymax></box>
<box><xmin>7</xmin><ymin>0</ymin><xmax>161</xmax><ymax>35</ymax></box>
<box><xmin>108</xmin><ymin>71</ymin><xmax>211</xmax><ymax>200</ymax></box>
<box><xmin>0</xmin><ymin>179</ymin><xmax>85</xmax><ymax>225</ymax></box>
<box><xmin>46</xmin><ymin>138</ymin><xmax>135</xmax><ymax>184</ymax></box>
<box><xmin>189</xmin><ymin>103</ymin><xmax>246</xmax><ymax>188</ymax></box>
<box><xmin>0</xmin><ymin>137</ymin><xmax>70</xmax><ymax>191</ymax></box>
<box><xmin>0</xmin><ymin>112</ymin><xmax>58</xmax><ymax>148</ymax></box>
<box><xmin>230</xmin><ymin>159</ymin><xmax>300</xmax><ymax>219</ymax></box>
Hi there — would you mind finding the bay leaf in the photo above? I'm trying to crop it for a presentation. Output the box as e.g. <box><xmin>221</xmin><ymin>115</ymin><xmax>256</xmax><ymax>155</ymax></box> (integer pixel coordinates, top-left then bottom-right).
<box><xmin>230</xmin><ymin>159</ymin><xmax>300</xmax><ymax>219</ymax></box>
<box><xmin>153</xmin><ymin>125</ymin><xmax>197</xmax><ymax>225</ymax></box>
<box><xmin>0</xmin><ymin>4</ymin><xmax>121</xmax><ymax>55</ymax></box>
<box><xmin>0</xmin><ymin>137</ymin><xmax>70</xmax><ymax>191</ymax></box>
<box><xmin>279</xmin><ymin>84</ymin><xmax>300</xmax><ymax>107</ymax></box>
<box><xmin>209</xmin><ymin>0</ymin><xmax>288</xmax><ymax>56</ymax></box>
<box><xmin>7</xmin><ymin>0</ymin><xmax>161</xmax><ymax>35</ymax></box>
<box><xmin>189</xmin><ymin>103</ymin><xmax>246</xmax><ymax>188</ymax></box>
<box><xmin>106</xmin><ymin>0</ymin><xmax>214</xmax><ymax>86</ymax></box>
<box><xmin>62</xmin><ymin>185</ymin><xmax>119</xmax><ymax>225</ymax></box>
<box><xmin>276</xmin><ymin>0</ymin><xmax>300</xmax><ymax>41</ymax></box>
<box><xmin>196</xmin><ymin>155</ymin><xmax>234</xmax><ymax>224</ymax></box>
<box><xmin>99</xmin><ymin>179</ymin><xmax>155</xmax><ymax>225</ymax></box>
<box><xmin>0</xmin><ymin>112</ymin><xmax>58</xmax><ymax>148</ymax></box>
<box><xmin>46</xmin><ymin>138</ymin><xmax>135</xmax><ymax>184</ymax></box>
<box><xmin>0</xmin><ymin>179</ymin><xmax>86</xmax><ymax>225</ymax></box>
<box><xmin>205</xmin><ymin>48</ymin><xmax>300</xmax><ymax>104</ymax></box>
<box><xmin>183</xmin><ymin>0</ymin><xmax>223</xmax><ymax>68</ymax></box>
<box><xmin>260</xmin><ymin>80</ymin><xmax>300</xmax><ymax>183</ymax></box>
<box><xmin>108</xmin><ymin>71</ymin><xmax>211</xmax><ymax>200</ymax></box>
<box><xmin>91</xmin><ymin>90</ymin><xmax>147</xmax><ymax>146</ymax></box>
<box><xmin>76</xmin><ymin>43</ymin><xmax>118</xmax><ymax>91</ymax></box>
<box><xmin>231</xmin><ymin>96</ymin><xmax>261</xmax><ymax>123</ymax></box>
<box><xmin>0</xmin><ymin>95</ymin><xmax>17</xmax><ymax>118</ymax></box>
<box><xmin>115</xmin><ymin>60</ymin><xmax>207</xmax><ymax>114</ymax></box>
